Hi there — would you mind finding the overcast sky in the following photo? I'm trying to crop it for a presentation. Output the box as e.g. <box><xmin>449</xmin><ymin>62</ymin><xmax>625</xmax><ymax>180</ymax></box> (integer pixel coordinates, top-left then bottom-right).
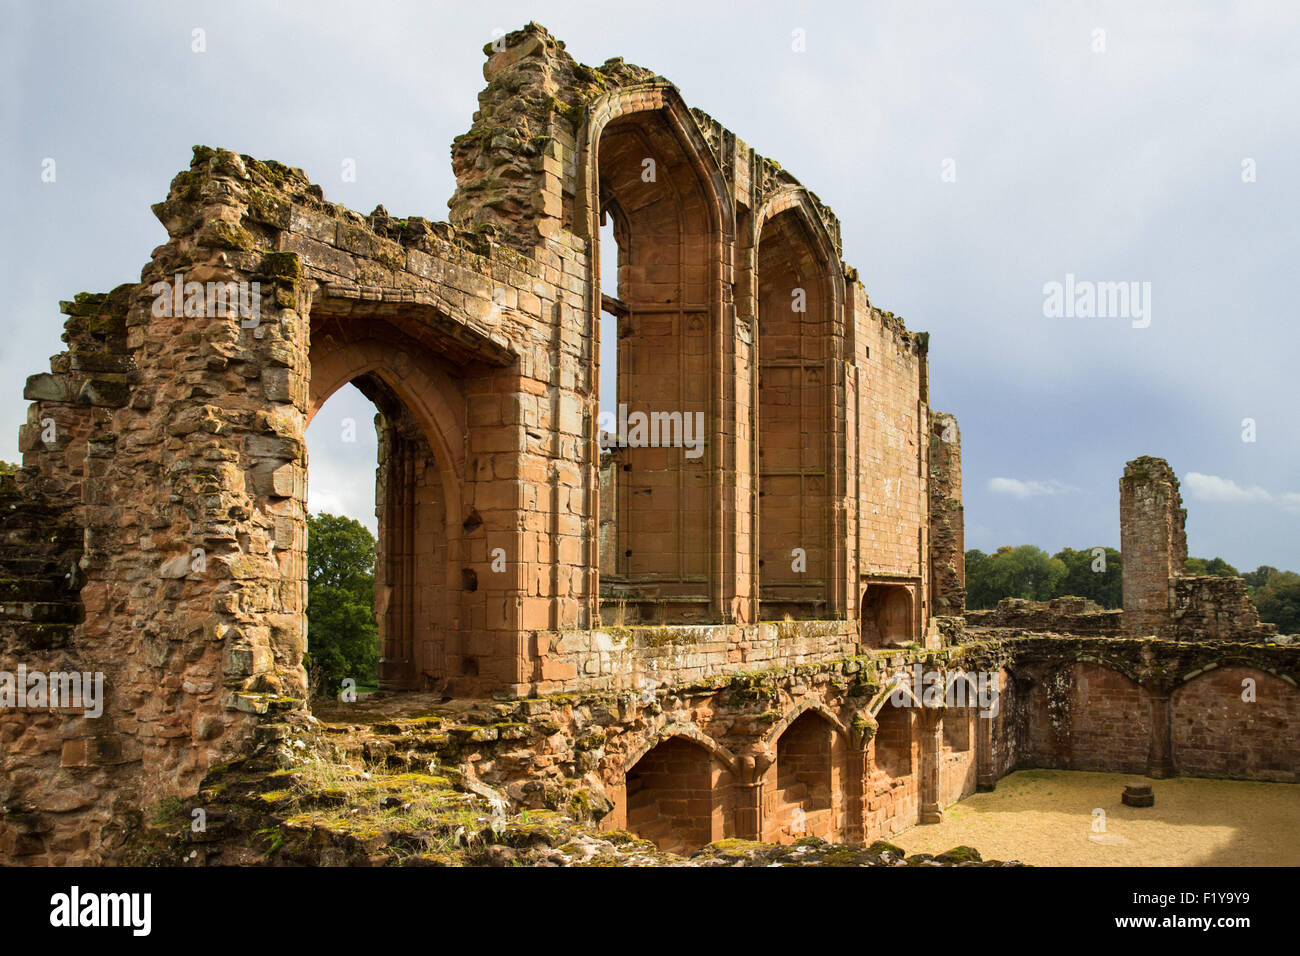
<box><xmin>2</xmin><ymin>1</ymin><xmax>1296</xmax><ymax>571</ymax></box>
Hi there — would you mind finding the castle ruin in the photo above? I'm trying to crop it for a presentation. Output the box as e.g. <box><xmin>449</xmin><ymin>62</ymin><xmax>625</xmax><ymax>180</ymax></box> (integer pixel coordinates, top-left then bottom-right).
<box><xmin>1</xmin><ymin>24</ymin><xmax>1295</xmax><ymax>865</ymax></box>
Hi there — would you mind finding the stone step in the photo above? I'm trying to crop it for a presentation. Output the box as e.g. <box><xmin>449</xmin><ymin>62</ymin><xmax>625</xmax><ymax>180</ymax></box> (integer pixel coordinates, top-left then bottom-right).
<box><xmin>0</xmin><ymin>576</ymin><xmax>74</xmax><ymax>603</ymax></box>
<box><xmin>5</xmin><ymin>621</ymin><xmax>77</xmax><ymax>649</ymax></box>
<box><xmin>0</xmin><ymin>600</ymin><xmax>82</xmax><ymax>624</ymax></box>
<box><xmin>0</xmin><ymin>557</ymin><xmax>64</xmax><ymax>577</ymax></box>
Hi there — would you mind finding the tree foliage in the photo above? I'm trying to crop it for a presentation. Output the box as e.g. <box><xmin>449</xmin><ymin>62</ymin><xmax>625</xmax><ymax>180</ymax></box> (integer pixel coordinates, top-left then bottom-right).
<box><xmin>964</xmin><ymin>545</ymin><xmax>1067</xmax><ymax>610</ymax></box>
<box><xmin>1249</xmin><ymin>568</ymin><xmax>1300</xmax><ymax>634</ymax></box>
<box><xmin>306</xmin><ymin>512</ymin><xmax>378</xmax><ymax>697</ymax></box>
<box><xmin>1184</xmin><ymin>556</ymin><xmax>1239</xmax><ymax>577</ymax></box>
<box><xmin>1053</xmin><ymin>546</ymin><xmax>1123</xmax><ymax>608</ymax></box>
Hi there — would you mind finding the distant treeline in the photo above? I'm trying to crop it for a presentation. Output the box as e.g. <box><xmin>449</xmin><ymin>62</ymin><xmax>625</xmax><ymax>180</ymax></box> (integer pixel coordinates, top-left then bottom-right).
<box><xmin>965</xmin><ymin>546</ymin><xmax>1299</xmax><ymax>633</ymax></box>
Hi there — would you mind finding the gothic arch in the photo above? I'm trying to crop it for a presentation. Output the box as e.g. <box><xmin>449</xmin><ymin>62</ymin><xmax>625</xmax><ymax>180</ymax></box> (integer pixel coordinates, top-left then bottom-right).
<box><xmin>579</xmin><ymin>83</ymin><xmax>735</xmax><ymax>244</ymax></box>
<box><xmin>867</xmin><ymin>675</ymin><xmax>924</xmax><ymax>716</ymax></box>
<box><xmin>621</xmin><ymin>722</ymin><xmax>738</xmax><ymax>776</ymax></box>
<box><xmin>580</xmin><ymin>83</ymin><xmax>735</xmax><ymax>624</ymax></box>
<box><xmin>308</xmin><ymin>338</ymin><xmax>466</xmax><ymax>518</ymax></box>
<box><xmin>761</xmin><ymin>699</ymin><xmax>848</xmax><ymax>747</ymax></box>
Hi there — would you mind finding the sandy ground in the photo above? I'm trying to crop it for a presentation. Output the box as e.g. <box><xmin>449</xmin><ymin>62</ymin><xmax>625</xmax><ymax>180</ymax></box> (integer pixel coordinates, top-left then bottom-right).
<box><xmin>892</xmin><ymin>770</ymin><xmax>1300</xmax><ymax>866</ymax></box>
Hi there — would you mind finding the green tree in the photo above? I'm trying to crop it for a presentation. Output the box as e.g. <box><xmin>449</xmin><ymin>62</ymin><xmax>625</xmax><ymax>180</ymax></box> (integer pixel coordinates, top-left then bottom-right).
<box><xmin>1052</xmin><ymin>546</ymin><xmax>1123</xmax><ymax>608</ymax></box>
<box><xmin>963</xmin><ymin>545</ymin><xmax>1067</xmax><ymax>610</ymax></box>
<box><xmin>964</xmin><ymin>549</ymin><xmax>991</xmax><ymax>608</ymax></box>
<box><xmin>306</xmin><ymin>512</ymin><xmax>378</xmax><ymax>697</ymax></box>
<box><xmin>1242</xmin><ymin>565</ymin><xmax>1278</xmax><ymax>593</ymax></box>
<box><xmin>1184</xmin><ymin>556</ymin><xmax>1239</xmax><ymax>577</ymax></box>
<box><xmin>1254</xmin><ymin>571</ymin><xmax>1300</xmax><ymax>635</ymax></box>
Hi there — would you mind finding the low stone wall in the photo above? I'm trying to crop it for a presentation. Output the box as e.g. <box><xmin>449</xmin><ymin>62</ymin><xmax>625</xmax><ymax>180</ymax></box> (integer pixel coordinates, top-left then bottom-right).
<box><xmin>964</xmin><ymin>597</ymin><xmax>1123</xmax><ymax>636</ymax></box>
<box><xmin>526</xmin><ymin>619</ymin><xmax>862</xmax><ymax>695</ymax></box>
<box><xmin>8</xmin><ymin>623</ymin><xmax>1299</xmax><ymax>863</ymax></box>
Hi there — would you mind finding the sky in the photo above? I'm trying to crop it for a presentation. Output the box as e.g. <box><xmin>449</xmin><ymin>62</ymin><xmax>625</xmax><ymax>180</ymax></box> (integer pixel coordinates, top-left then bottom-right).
<box><xmin>2</xmin><ymin>0</ymin><xmax>1296</xmax><ymax>571</ymax></box>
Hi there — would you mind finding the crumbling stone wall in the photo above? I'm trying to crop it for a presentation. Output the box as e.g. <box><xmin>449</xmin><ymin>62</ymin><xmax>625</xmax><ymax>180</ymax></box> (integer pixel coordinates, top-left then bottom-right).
<box><xmin>964</xmin><ymin>597</ymin><xmax>1124</xmax><ymax>636</ymax></box>
<box><xmin>1002</xmin><ymin>637</ymin><xmax>1300</xmax><ymax>781</ymax></box>
<box><xmin>1163</xmin><ymin>576</ymin><xmax>1279</xmax><ymax>643</ymax></box>
<box><xmin>0</xmin><ymin>470</ymin><xmax>87</xmax><ymax>859</ymax></box>
<box><xmin>7</xmin><ymin>21</ymin><xmax>1290</xmax><ymax>868</ymax></box>
<box><xmin>1120</xmin><ymin>456</ymin><xmax>1282</xmax><ymax>643</ymax></box>
<box><xmin>1019</xmin><ymin>661</ymin><xmax>1152</xmax><ymax>774</ymax></box>
<box><xmin>928</xmin><ymin>412</ymin><xmax>964</xmax><ymax>616</ymax></box>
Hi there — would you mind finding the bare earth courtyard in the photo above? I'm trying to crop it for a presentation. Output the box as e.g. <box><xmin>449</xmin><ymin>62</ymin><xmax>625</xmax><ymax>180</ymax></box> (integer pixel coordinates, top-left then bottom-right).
<box><xmin>892</xmin><ymin>770</ymin><xmax>1300</xmax><ymax>867</ymax></box>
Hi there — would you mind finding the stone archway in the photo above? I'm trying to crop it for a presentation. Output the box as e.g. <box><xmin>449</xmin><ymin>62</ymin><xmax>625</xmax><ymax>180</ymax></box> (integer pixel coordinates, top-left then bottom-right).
<box><xmin>304</xmin><ymin>300</ymin><xmax>495</xmax><ymax>695</ymax></box>
<box><xmin>591</xmin><ymin>98</ymin><xmax>726</xmax><ymax>627</ymax></box>
<box><xmin>622</xmin><ymin>735</ymin><xmax>730</xmax><ymax>854</ymax></box>
<box><xmin>763</xmin><ymin>710</ymin><xmax>845</xmax><ymax>843</ymax></box>
<box><xmin>1172</xmin><ymin>665</ymin><xmax>1300</xmax><ymax>782</ymax></box>
<box><xmin>308</xmin><ymin>373</ymin><xmax>452</xmax><ymax>692</ymax></box>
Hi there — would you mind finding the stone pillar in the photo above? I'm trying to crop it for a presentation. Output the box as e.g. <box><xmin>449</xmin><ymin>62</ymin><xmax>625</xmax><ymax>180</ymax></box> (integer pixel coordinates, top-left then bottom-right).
<box><xmin>1120</xmin><ymin>457</ymin><xmax>1186</xmax><ymax>636</ymax></box>
<box><xmin>376</xmin><ymin>421</ymin><xmax>417</xmax><ymax>690</ymax></box>
<box><xmin>918</xmin><ymin>707</ymin><xmax>944</xmax><ymax>824</ymax></box>
<box><xmin>975</xmin><ymin>709</ymin><xmax>996</xmax><ymax>792</ymax></box>
<box><xmin>928</xmin><ymin>412</ymin><xmax>965</xmax><ymax>617</ymax></box>
<box><xmin>846</xmin><ymin>715</ymin><xmax>875</xmax><ymax>844</ymax></box>
<box><xmin>1144</xmin><ymin>685</ymin><xmax>1176</xmax><ymax>778</ymax></box>
<box><xmin>732</xmin><ymin>751</ymin><xmax>771</xmax><ymax>840</ymax></box>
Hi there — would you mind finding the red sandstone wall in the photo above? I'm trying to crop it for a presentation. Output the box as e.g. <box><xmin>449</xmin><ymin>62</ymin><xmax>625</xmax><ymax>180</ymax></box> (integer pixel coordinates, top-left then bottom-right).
<box><xmin>623</xmin><ymin>738</ymin><xmax>728</xmax><ymax>853</ymax></box>
<box><xmin>939</xmin><ymin>706</ymin><xmax>978</xmax><ymax>806</ymax></box>
<box><xmin>760</xmin><ymin>712</ymin><xmax>846</xmax><ymax>843</ymax></box>
<box><xmin>991</xmin><ymin>668</ymin><xmax>1020</xmax><ymax>780</ymax></box>
<box><xmin>1020</xmin><ymin>663</ymin><xmax>1151</xmax><ymax>774</ymax></box>
<box><xmin>1172</xmin><ymin>666</ymin><xmax>1300</xmax><ymax>782</ymax></box>
<box><xmin>864</xmin><ymin>704</ymin><xmax>920</xmax><ymax>838</ymax></box>
<box><xmin>851</xmin><ymin>282</ymin><xmax>930</xmax><ymax>636</ymax></box>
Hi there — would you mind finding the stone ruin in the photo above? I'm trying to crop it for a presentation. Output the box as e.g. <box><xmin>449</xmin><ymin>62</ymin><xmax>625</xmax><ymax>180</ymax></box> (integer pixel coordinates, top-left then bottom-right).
<box><xmin>968</xmin><ymin>455</ymin><xmax>1284</xmax><ymax>644</ymax></box>
<box><xmin>0</xmin><ymin>24</ymin><xmax>1295</xmax><ymax>865</ymax></box>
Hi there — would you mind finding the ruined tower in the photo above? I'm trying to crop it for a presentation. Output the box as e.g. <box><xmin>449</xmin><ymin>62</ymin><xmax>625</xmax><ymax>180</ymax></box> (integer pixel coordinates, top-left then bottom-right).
<box><xmin>1119</xmin><ymin>456</ymin><xmax>1187</xmax><ymax>635</ymax></box>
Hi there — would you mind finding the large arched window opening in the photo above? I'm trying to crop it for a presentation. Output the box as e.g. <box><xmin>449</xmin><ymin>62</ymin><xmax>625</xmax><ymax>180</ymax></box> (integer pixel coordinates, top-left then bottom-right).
<box><xmin>305</xmin><ymin>382</ymin><xmax>382</xmax><ymax>698</ymax></box>
<box><xmin>307</xmin><ymin>372</ymin><xmax>450</xmax><ymax>695</ymax></box>
<box><xmin>755</xmin><ymin>207</ymin><xmax>834</xmax><ymax>621</ymax></box>
<box><xmin>594</xmin><ymin>108</ymin><xmax>719</xmax><ymax>626</ymax></box>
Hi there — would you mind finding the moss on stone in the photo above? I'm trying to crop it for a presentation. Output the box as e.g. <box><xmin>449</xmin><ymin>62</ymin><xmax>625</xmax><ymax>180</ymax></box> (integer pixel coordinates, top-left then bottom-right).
<box><xmin>197</xmin><ymin>219</ymin><xmax>257</xmax><ymax>251</ymax></box>
<box><xmin>259</xmin><ymin>251</ymin><xmax>301</xmax><ymax>280</ymax></box>
<box><xmin>934</xmin><ymin>845</ymin><xmax>982</xmax><ymax>864</ymax></box>
<box><xmin>866</xmin><ymin>839</ymin><xmax>906</xmax><ymax>857</ymax></box>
